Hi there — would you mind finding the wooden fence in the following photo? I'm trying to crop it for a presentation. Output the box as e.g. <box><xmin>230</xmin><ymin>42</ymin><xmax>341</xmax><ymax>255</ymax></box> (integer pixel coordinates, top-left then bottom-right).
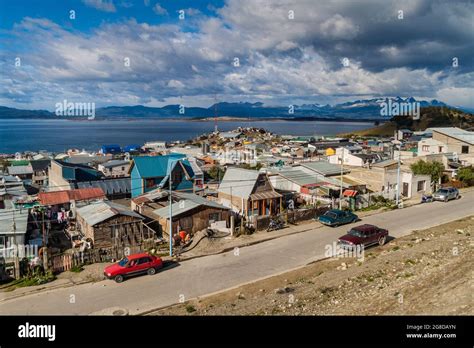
<box><xmin>253</xmin><ymin>205</ymin><xmax>331</xmax><ymax>231</ymax></box>
<box><xmin>49</xmin><ymin>241</ymin><xmax>156</xmax><ymax>274</ymax></box>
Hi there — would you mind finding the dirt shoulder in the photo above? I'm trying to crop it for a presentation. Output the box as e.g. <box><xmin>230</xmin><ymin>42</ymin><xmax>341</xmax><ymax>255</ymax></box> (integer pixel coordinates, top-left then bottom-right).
<box><xmin>150</xmin><ymin>216</ymin><xmax>473</xmax><ymax>316</ymax></box>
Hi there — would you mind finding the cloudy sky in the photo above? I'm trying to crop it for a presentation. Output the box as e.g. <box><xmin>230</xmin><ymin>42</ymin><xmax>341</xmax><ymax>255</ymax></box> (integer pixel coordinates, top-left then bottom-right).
<box><xmin>0</xmin><ymin>0</ymin><xmax>473</xmax><ymax>110</ymax></box>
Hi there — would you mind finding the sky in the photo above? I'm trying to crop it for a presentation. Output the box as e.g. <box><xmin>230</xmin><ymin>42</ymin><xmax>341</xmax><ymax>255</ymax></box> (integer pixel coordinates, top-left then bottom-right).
<box><xmin>0</xmin><ymin>0</ymin><xmax>473</xmax><ymax>110</ymax></box>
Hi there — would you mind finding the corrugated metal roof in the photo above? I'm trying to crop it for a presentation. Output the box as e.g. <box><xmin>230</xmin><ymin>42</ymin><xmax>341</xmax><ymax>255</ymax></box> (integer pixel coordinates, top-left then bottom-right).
<box><xmin>250</xmin><ymin>191</ymin><xmax>282</xmax><ymax>200</ymax></box>
<box><xmin>153</xmin><ymin>193</ymin><xmax>228</xmax><ymax>219</ymax></box>
<box><xmin>430</xmin><ymin>127</ymin><xmax>474</xmax><ymax>145</ymax></box>
<box><xmin>39</xmin><ymin>187</ymin><xmax>105</xmax><ymax>205</ymax></box>
<box><xmin>0</xmin><ymin>209</ymin><xmax>29</xmax><ymax>235</ymax></box>
<box><xmin>218</xmin><ymin>168</ymin><xmax>259</xmax><ymax>199</ymax></box>
<box><xmin>279</xmin><ymin>169</ymin><xmax>321</xmax><ymax>186</ymax></box>
<box><xmin>100</xmin><ymin>160</ymin><xmax>129</xmax><ymax>168</ymax></box>
<box><xmin>7</xmin><ymin>165</ymin><xmax>33</xmax><ymax>175</ymax></box>
<box><xmin>131</xmin><ymin>154</ymin><xmax>186</xmax><ymax>178</ymax></box>
<box><xmin>301</xmin><ymin>161</ymin><xmax>346</xmax><ymax>176</ymax></box>
<box><xmin>77</xmin><ymin>178</ymin><xmax>131</xmax><ymax>195</ymax></box>
<box><xmin>76</xmin><ymin>201</ymin><xmax>143</xmax><ymax>226</ymax></box>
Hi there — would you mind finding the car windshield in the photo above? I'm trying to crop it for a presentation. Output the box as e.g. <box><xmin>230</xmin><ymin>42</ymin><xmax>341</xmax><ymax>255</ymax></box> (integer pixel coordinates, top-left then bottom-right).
<box><xmin>348</xmin><ymin>229</ymin><xmax>365</xmax><ymax>238</ymax></box>
<box><xmin>118</xmin><ymin>258</ymin><xmax>129</xmax><ymax>267</ymax></box>
<box><xmin>324</xmin><ymin>212</ymin><xmax>338</xmax><ymax>219</ymax></box>
<box><xmin>437</xmin><ymin>189</ymin><xmax>448</xmax><ymax>194</ymax></box>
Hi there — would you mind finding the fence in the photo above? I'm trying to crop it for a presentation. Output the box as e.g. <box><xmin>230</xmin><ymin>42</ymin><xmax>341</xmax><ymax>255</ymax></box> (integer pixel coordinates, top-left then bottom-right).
<box><xmin>253</xmin><ymin>205</ymin><xmax>331</xmax><ymax>231</ymax></box>
<box><xmin>49</xmin><ymin>241</ymin><xmax>156</xmax><ymax>274</ymax></box>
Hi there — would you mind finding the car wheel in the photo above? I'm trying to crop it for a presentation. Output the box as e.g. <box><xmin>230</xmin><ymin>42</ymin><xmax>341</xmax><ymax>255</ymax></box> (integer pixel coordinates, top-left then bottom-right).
<box><xmin>378</xmin><ymin>236</ymin><xmax>386</xmax><ymax>246</ymax></box>
<box><xmin>147</xmin><ymin>268</ymin><xmax>156</xmax><ymax>275</ymax></box>
<box><xmin>114</xmin><ymin>275</ymin><xmax>124</xmax><ymax>283</ymax></box>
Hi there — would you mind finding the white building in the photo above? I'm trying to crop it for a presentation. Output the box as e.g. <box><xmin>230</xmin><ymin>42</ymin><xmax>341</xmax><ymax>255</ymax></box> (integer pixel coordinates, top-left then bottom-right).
<box><xmin>98</xmin><ymin>160</ymin><xmax>130</xmax><ymax>178</ymax></box>
<box><xmin>417</xmin><ymin>138</ymin><xmax>447</xmax><ymax>156</ymax></box>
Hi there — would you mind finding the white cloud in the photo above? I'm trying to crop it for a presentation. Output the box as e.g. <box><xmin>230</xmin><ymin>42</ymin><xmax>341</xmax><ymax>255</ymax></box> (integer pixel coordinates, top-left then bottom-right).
<box><xmin>82</xmin><ymin>0</ymin><xmax>116</xmax><ymax>13</ymax></box>
<box><xmin>153</xmin><ymin>3</ymin><xmax>168</xmax><ymax>16</ymax></box>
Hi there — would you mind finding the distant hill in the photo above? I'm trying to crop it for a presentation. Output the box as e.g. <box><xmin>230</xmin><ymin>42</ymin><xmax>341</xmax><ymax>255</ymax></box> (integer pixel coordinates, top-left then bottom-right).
<box><xmin>343</xmin><ymin>106</ymin><xmax>474</xmax><ymax>137</ymax></box>
<box><xmin>0</xmin><ymin>98</ymin><xmax>469</xmax><ymax>121</ymax></box>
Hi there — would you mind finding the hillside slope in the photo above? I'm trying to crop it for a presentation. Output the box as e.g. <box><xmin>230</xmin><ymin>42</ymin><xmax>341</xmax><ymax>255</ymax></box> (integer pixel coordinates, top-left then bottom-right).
<box><xmin>343</xmin><ymin>106</ymin><xmax>474</xmax><ymax>137</ymax></box>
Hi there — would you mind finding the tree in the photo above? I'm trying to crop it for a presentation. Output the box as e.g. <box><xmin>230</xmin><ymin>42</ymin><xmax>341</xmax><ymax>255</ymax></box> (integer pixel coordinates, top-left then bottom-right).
<box><xmin>410</xmin><ymin>160</ymin><xmax>445</xmax><ymax>189</ymax></box>
<box><xmin>208</xmin><ymin>165</ymin><xmax>225</xmax><ymax>181</ymax></box>
<box><xmin>457</xmin><ymin>166</ymin><xmax>474</xmax><ymax>186</ymax></box>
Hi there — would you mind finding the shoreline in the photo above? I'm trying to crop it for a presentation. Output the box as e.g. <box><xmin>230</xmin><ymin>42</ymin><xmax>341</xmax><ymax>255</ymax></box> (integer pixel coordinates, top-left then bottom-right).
<box><xmin>1</xmin><ymin>116</ymin><xmax>380</xmax><ymax>124</ymax></box>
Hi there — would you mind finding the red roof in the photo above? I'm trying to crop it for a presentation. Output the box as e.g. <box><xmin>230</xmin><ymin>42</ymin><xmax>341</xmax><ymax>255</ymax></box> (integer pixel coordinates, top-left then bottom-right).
<box><xmin>39</xmin><ymin>187</ymin><xmax>105</xmax><ymax>205</ymax></box>
<box><xmin>343</xmin><ymin>189</ymin><xmax>358</xmax><ymax>197</ymax></box>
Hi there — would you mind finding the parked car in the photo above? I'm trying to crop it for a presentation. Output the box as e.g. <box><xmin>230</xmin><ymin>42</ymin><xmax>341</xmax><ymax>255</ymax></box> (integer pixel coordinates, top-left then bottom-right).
<box><xmin>104</xmin><ymin>252</ymin><xmax>163</xmax><ymax>283</ymax></box>
<box><xmin>337</xmin><ymin>224</ymin><xmax>389</xmax><ymax>250</ymax></box>
<box><xmin>318</xmin><ymin>209</ymin><xmax>358</xmax><ymax>227</ymax></box>
<box><xmin>433</xmin><ymin>187</ymin><xmax>459</xmax><ymax>202</ymax></box>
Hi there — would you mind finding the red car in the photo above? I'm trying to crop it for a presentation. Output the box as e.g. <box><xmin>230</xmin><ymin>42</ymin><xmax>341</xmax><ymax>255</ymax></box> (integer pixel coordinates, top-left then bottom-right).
<box><xmin>104</xmin><ymin>252</ymin><xmax>163</xmax><ymax>283</ymax></box>
<box><xmin>337</xmin><ymin>224</ymin><xmax>389</xmax><ymax>250</ymax></box>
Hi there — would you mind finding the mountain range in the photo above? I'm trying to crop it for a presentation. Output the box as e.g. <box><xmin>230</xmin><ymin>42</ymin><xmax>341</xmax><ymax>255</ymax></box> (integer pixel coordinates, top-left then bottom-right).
<box><xmin>0</xmin><ymin>97</ymin><xmax>467</xmax><ymax>121</ymax></box>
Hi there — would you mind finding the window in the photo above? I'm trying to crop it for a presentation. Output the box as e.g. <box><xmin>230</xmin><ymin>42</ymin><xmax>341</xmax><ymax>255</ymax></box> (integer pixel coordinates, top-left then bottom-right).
<box><xmin>137</xmin><ymin>257</ymin><xmax>151</xmax><ymax>265</ymax></box>
<box><xmin>461</xmin><ymin>146</ymin><xmax>469</xmax><ymax>154</ymax></box>
<box><xmin>209</xmin><ymin>212</ymin><xmax>220</xmax><ymax>222</ymax></box>
<box><xmin>417</xmin><ymin>180</ymin><xmax>425</xmax><ymax>192</ymax></box>
<box><xmin>145</xmin><ymin>178</ymin><xmax>156</xmax><ymax>188</ymax></box>
<box><xmin>171</xmin><ymin>170</ymin><xmax>183</xmax><ymax>183</ymax></box>
<box><xmin>438</xmin><ymin>146</ymin><xmax>443</xmax><ymax>153</ymax></box>
<box><xmin>0</xmin><ymin>236</ymin><xmax>5</xmax><ymax>248</ymax></box>
<box><xmin>422</xmin><ymin>145</ymin><xmax>429</xmax><ymax>152</ymax></box>
<box><xmin>121</xmin><ymin>167</ymin><xmax>125</xmax><ymax>171</ymax></box>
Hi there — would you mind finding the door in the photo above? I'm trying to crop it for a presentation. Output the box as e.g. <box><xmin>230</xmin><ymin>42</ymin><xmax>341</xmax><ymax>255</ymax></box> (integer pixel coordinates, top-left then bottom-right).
<box><xmin>135</xmin><ymin>257</ymin><xmax>152</xmax><ymax>272</ymax></box>
<box><xmin>402</xmin><ymin>183</ymin><xmax>409</xmax><ymax>197</ymax></box>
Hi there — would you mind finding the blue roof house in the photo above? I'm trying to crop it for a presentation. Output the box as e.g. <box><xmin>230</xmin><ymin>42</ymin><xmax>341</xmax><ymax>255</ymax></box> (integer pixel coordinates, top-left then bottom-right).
<box><xmin>129</xmin><ymin>154</ymin><xmax>195</xmax><ymax>197</ymax></box>
<box><xmin>101</xmin><ymin>144</ymin><xmax>122</xmax><ymax>154</ymax></box>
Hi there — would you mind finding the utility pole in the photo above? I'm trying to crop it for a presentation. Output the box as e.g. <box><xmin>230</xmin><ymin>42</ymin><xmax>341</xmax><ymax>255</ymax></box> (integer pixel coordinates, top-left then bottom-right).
<box><xmin>339</xmin><ymin>149</ymin><xmax>344</xmax><ymax>210</ymax></box>
<box><xmin>169</xmin><ymin>172</ymin><xmax>173</xmax><ymax>257</ymax></box>
<box><xmin>395</xmin><ymin>144</ymin><xmax>401</xmax><ymax>207</ymax></box>
<box><xmin>12</xmin><ymin>209</ymin><xmax>19</xmax><ymax>279</ymax></box>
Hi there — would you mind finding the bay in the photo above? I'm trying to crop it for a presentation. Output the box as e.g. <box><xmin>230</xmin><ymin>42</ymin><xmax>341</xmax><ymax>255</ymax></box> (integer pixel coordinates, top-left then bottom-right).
<box><xmin>0</xmin><ymin>118</ymin><xmax>374</xmax><ymax>153</ymax></box>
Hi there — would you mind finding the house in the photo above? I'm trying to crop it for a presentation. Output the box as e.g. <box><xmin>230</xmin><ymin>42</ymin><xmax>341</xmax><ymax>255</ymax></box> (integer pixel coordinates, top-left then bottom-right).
<box><xmin>328</xmin><ymin>148</ymin><xmax>381</xmax><ymax>167</ymax></box>
<box><xmin>77</xmin><ymin>177</ymin><xmax>131</xmax><ymax>200</ymax></box>
<box><xmin>98</xmin><ymin>160</ymin><xmax>130</xmax><ymax>178</ymax></box>
<box><xmin>152</xmin><ymin>192</ymin><xmax>230</xmax><ymax>237</ymax></box>
<box><xmin>396</xmin><ymin>129</ymin><xmax>413</xmax><ymax>141</ymax></box>
<box><xmin>129</xmin><ymin>155</ymin><xmax>195</xmax><ymax>198</ymax></box>
<box><xmin>100</xmin><ymin>144</ymin><xmax>122</xmax><ymax>155</ymax></box>
<box><xmin>417</xmin><ymin>138</ymin><xmax>447</xmax><ymax>156</ymax></box>
<box><xmin>218</xmin><ymin>168</ymin><xmax>282</xmax><ymax>218</ymax></box>
<box><xmin>7</xmin><ymin>164</ymin><xmax>33</xmax><ymax>181</ymax></box>
<box><xmin>49</xmin><ymin>160</ymin><xmax>104</xmax><ymax>191</ymax></box>
<box><xmin>219</xmin><ymin>131</ymin><xmax>242</xmax><ymax>140</ymax></box>
<box><xmin>430</xmin><ymin>127</ymin><xmax>474</xmax><ymax>155</ymax></box>
<box><xmin>300</xmin><ymin>161</ymin><xmax>348</xmax><ymax>177</ymax></box>
<box><xmin>143</xmin><ymin>141</ymin><xmax>167</xmax><ymax>152</ymax></box>
<box><xmin>76</xmin><ymin>201</ymin><xmax>147</xmax><ymax>249</ymax></box>
<box><xmin>123</xmin><ymin>144</ymin><xmax>141</xmax><ymax>153</ymax></box>
<box><xmin>0</xmin><ymin>175</ymin><xmax>27</xmax><ymax>209</ymax></box>
<box><xmin>347</xmin><ymin>160</ymin><xmax>430</xmax><ymax>199</ymax></box>
<box><xmin>30</xmin><ymin>159</ymin><xmax>50</xmax><ymax>186</ymax></box>
<box><xmin>0</xmin><ymin>209</ymin><xmax>29</xmax><ymax>254</ymax></box>
<box><xmin>38</xmin><ymin>187</ymin><xmax>105</xmax><ymax>218</ymax></box>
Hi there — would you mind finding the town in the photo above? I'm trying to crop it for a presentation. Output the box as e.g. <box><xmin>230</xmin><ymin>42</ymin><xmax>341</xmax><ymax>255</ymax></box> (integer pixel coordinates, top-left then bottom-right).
<box><xmin>1</xmin><ymin>125</ymin><xmax>473</xmax><ymax>290</ymax></box>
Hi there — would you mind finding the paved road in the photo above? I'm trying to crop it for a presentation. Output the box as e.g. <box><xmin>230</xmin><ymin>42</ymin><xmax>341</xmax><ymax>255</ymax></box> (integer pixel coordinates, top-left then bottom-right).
<box><xmin>1</xmin><ymin>191</ymin><xmax>473</xmax><ymax>315</ymax></box>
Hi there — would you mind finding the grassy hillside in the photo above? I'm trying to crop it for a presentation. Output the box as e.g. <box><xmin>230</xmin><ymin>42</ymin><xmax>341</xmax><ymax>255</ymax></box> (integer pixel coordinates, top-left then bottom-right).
<box><xmin>341</xmin><ymin>106</ymin><xmax>474</xmax><ymax>137</ymax></box>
